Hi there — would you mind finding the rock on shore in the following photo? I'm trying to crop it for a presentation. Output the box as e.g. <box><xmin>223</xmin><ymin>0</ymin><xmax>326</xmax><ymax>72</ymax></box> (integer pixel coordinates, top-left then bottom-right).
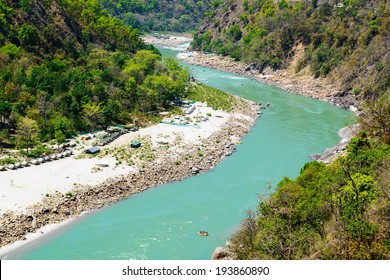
<box><xmin>211</xmin><ymin>242</ymin><xmax>235</xmax><ymax>260</ymax></box>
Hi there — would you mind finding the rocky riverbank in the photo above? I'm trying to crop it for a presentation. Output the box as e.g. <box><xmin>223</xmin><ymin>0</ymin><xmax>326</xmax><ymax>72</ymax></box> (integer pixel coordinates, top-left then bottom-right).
<box><xmin>0</xmin><ymin>95</ymin><xmax>259</xmax><ymax>251</ymax></box>
<box><xmin>142</xmin><ymin>34</ymin><xmax>358</xmax><ymax>109</ymax></box>
<box><xmin>178</xmin><ymin>51</ymin><xmax>358</xmax><ymax>110</ymax></box>
<box><xmin>177</xmin><ymin>50</ymin><xmax>361</xmax><ymax>164</ymax></box>
<box><xmin>310</xmin><ymin>124</ymin><xmax>361</xmax><ymax>164</ymax></box>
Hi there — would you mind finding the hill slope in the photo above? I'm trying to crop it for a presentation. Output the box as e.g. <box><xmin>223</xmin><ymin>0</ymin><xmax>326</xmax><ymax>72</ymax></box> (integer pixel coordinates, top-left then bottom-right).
<box><xmin>99</xmin><ymin>0</ymin><xmax>212</xmax><ymax>32</ymax></box>
<box><xmin>0</xmin><ymin>0</ymin><xmax>190</xmax><ymax>153</ymax></box>
<box><xmin>192</xmin><ymin>0</ymin><xmax>389</xmax><ymax>101</ymax></box>
<box><xmin>0</xmin><ymin>0</ymin><xmax>143</xmax><ymax>56</ymax></box>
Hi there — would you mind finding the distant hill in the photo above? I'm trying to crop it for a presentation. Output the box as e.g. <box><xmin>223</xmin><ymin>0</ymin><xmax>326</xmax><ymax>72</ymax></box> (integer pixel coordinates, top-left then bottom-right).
<box><xmin>99</xmin><ymin>0</ymin><xmax>212</xmax><ymax>32</ymax></box>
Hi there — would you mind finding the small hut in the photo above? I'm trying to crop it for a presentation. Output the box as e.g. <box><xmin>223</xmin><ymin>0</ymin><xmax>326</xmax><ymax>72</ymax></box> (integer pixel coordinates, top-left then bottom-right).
<box><xmin>86</xmin><ymin>146</ymin><xmax>100</xmax><ymax>154</ymax></box>
<box><xmin>131</xmin><ymin>141</ymin><xmax>141</xmax><ymax>148</ymax></box>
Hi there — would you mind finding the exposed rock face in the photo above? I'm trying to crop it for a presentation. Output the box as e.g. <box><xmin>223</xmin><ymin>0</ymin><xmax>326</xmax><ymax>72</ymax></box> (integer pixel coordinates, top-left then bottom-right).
<box><xmin>211</xmin><ymin>242</ymin><xmax>235</xmax><ymax>260</ymax></box>
<box><xmin>0</xmin><ymin>96</ymin><xmax>259</xmax><ymax>249</ymax></box>
<box><xmin>212</xmin><ymin>247</ymin><xmax>232</xmax><ymax>260</ymax></box>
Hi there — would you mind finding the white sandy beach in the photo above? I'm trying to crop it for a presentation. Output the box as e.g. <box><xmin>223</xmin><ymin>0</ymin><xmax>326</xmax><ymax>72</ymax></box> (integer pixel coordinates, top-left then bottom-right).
<box><xmin>0</xmin><ymin>102</ymin><xmax>232</xmax><ymax>215</ymax></box>
<box><xmin>0</xmin><ymin>156</ymin><xmax>135</xmax><ymax>214</ymax></box>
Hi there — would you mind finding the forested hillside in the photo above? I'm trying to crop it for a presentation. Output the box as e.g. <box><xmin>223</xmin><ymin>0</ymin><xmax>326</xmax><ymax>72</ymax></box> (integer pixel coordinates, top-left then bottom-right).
<box><xmin>99</xmin><ymin>0</ymin><xmax>212</xmax><ymax>32</ymax></box>
<box><xmin>0</xmin><ymin>0</ymin><xmax>190</xmax><ymax>154</ymax></box>
<box><xmin>192</xmin><ymin>0</ymin><xmax>389</xmax><ymax>101</ymax></box>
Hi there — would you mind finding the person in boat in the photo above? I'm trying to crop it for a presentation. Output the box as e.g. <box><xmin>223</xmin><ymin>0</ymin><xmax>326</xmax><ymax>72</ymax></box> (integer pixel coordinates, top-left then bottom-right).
<box><xmin>197</xmin><ymin>231</ymin><xmax>209</xmax><ymax>236</ymax></box>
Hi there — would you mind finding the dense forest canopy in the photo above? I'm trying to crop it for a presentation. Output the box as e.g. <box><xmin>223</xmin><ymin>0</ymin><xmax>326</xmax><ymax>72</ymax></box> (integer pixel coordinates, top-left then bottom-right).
<box><xmin>99</xmin><ymin>0</ymin><xmax>213</xmax><ymax>32</ymax></box>
<box><xmin>0</xmin><ymin>0</ymin><xmax>190</xmax><ymax>154</ymax></box>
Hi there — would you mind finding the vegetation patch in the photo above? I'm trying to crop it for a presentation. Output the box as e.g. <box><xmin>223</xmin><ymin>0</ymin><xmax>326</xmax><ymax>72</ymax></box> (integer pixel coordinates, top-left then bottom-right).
<box><xmin>188</xmin><ymin>83</ymin><xmax>235</xmax><ymax>111</ymax></box>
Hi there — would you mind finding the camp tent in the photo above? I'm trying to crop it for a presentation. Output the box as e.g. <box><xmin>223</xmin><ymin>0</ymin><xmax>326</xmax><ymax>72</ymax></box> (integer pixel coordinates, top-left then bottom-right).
<box><xmin>86</xmin><ymin>146</ymin><xmax>100</xmax><ymax>154</ymax></box>
<box><xmin>131</xmin><ymin>141</ymin><xmax>141</xmax><ymax>148</ymax></box>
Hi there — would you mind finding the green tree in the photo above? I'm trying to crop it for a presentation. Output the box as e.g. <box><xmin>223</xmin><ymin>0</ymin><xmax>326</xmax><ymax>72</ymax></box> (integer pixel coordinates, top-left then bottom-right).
<box><xmin>278</xmin><ymin>0</ymin><xmax>289</xmax><ymax>9</ymax></box>
<box><xmin>54</xmin><ymin>129</ymin><xmax>66</xmax><ymax>146</ymax></box>
<box><xmin>15</xmin><ymin>117</ymin><xmax>39</xmax><ymax>154</ymax></box>
<box><xmin>360</xmin><ymin>98</ymin><xmax>390</xmax><ymax>144</ymax></box>
<box><xmin>82</xmin><ymin>101</ymin><xmax>103</xmax><ymax>130</ymax></box>
<box><xmin>0</xmin><ymin>129</ymin><xmax>12</xmax><ymax>151</ymax></box>
<box><xmin>18</xmin><ymin>24</ymin><xmax>39</xmax><ymax>49</ymax></box>
<box><xmin>53</xmin><ymin>116</ymin><xmax>73</xmax><ymax>138</ymax></box>
<box><xmin>0</xmin><ymin>43</ymin><xmax>21</xmax><ymax>59</ymax></box>
<box><xmin>101</xmin><ymin>99</ymin><xmax>121</xmax><ymax>128</ymax></box>
<box><xmin>20</xmin><ymin>0</ymin><xmax>31</xmax><ymax>11</ymax></box>
<box><xmin>143</xmin><ymin>74</ymin><xmax>180</xmax><ymax>107</ymax></box>
<box><xmin>0</xmin><ymin>101</ymin><xmax>12</xmax><ymax>125</ymax></box>
<box><xmin>228</xmin><ymin>24</ymin><xmax>242</xmax><ymax>41</ymax></box>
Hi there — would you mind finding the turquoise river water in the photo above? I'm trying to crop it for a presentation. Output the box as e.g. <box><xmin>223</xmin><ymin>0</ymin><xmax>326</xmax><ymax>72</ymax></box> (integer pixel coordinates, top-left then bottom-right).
<box><xmin>9</xmin><ymin>46</ymin><xmax>353</xmax><ymax>260</ymax></box>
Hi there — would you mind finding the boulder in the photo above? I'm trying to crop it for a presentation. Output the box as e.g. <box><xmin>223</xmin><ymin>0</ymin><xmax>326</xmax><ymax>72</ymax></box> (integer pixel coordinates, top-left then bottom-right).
<box><xmin>191</xmin><ymin>166</ymin><xmax>200</xmax><ymax>174</ymax></box>
<box><xmin>211</xmin><ymin>247</ymin><xmax>231</xmax><ymax>260</ymax></box>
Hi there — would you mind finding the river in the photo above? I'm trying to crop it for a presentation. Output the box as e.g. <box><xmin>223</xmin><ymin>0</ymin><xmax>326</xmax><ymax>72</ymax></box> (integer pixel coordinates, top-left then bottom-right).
<box><xmin>9</xmin><ymin>45</ymin><xmax>353</xmax><ymax>260</ymax></box>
